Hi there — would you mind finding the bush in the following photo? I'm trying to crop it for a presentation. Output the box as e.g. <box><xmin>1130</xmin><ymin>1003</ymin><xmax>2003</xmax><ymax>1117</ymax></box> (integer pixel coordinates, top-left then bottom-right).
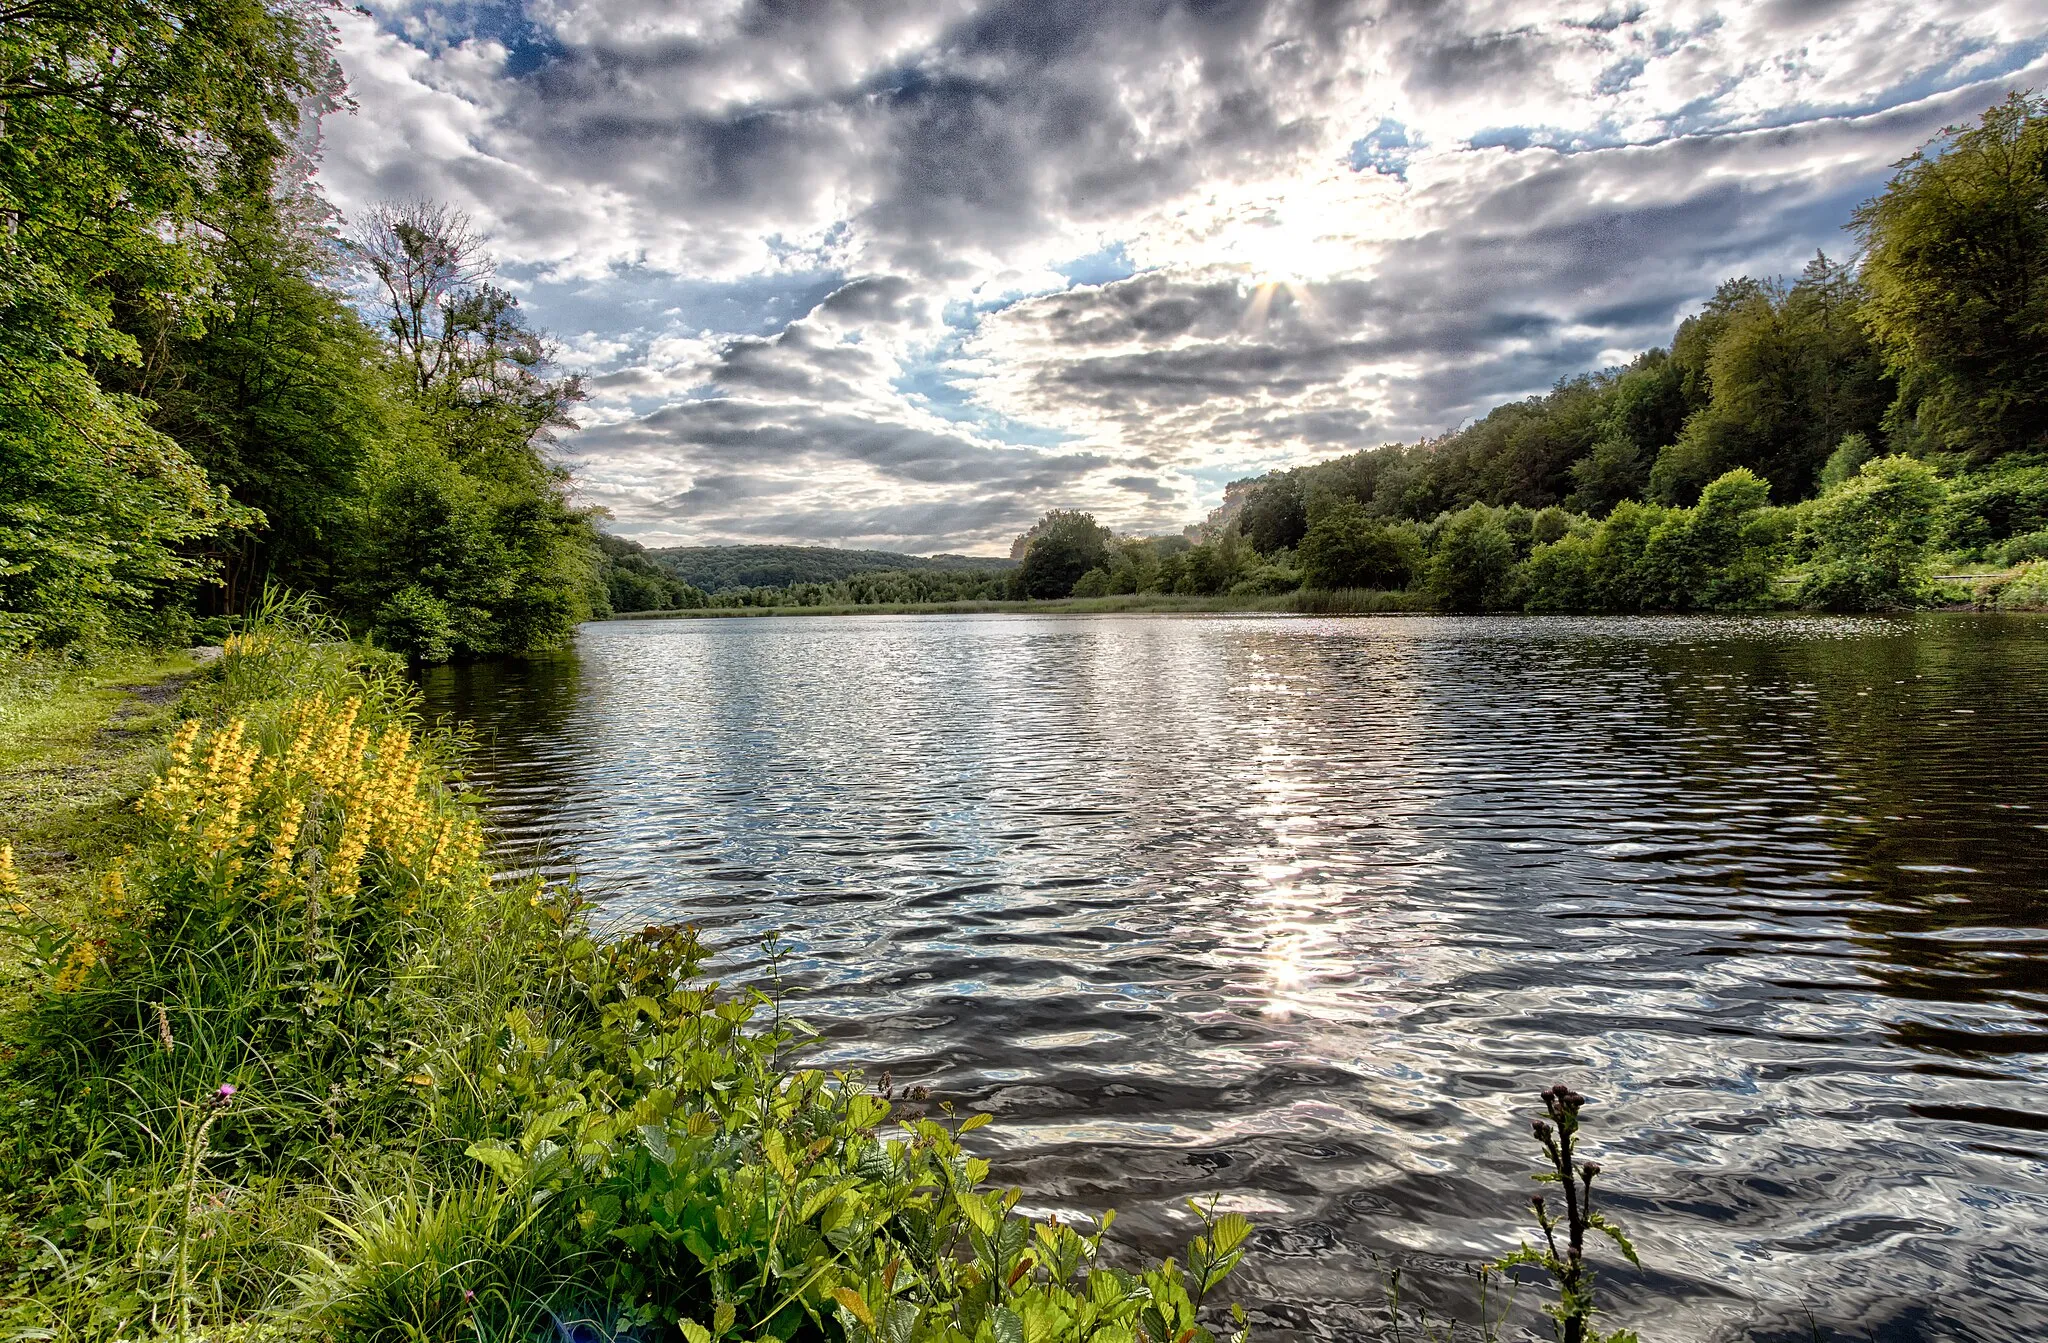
<box><xmin>1521</xmin><ymin>535</ymin><xmax>1597</xmax><ymax>613</ymax></box>
<box><xmin>1299</xmin><ymin>500</ymin><xmax>1418</xmax><ymax>591</ymax></box>
<box><xmin>1425</xmin><ymin>506</ymin><xmax>1519</xmax><ymax>613</ymax></box>
<box><xmin>1636</xmin><ymin>468</ymin><xmax>1778</xmax><ymax>611</ymax></box>
<box><xmin>1069</xmin><ymin>567</ymin><xmax>1113</xmax><ymax>598</ymax></box>
<box><xmin>1997</xmin><ymin>560</ymin><xmax>2048</xmax><ymax>610</ymax></box>
<box><xmin>1819</xmin><ymin>432</ymin><xmax>1875</xmax><ymax>491</ymax></box>
<box><xmin>374</xmin><ymin>584</ymin><xmax>457</xmax><ymax>663</ymax></box>
<box><xmin>1796</xmin><ymin>456</ymin><xmax>1943</xmax><ymax>610</ymax></box>
<box><xmin>1998</xmin><ymin>529</ymin><xmax>2048</xmax><ymax>567</ymax></box>
<box><xmin>1933</xmin><ymin>463</ymin><xmax>2048</xmax><ymax>556</ymax></box>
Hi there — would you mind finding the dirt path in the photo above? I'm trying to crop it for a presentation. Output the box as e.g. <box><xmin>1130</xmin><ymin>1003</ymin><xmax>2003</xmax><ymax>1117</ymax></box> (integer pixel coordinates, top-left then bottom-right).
<box><xmin>0</xmin><ymin>653</ymin><xmax>204</xmax><ymax>906</ymax></box>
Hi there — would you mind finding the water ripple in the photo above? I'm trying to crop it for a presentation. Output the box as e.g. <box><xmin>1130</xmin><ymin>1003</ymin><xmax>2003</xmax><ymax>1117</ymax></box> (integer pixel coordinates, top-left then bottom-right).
<box><xmin>422</xmin><ymin>612</ymin><xmax>2048</xmax><ymax>1342</ymax></box>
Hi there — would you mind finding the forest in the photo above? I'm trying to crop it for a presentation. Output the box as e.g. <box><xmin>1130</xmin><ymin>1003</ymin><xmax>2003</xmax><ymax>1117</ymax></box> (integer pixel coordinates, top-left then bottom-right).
<box><xmin>0</xmin><ymin>0</ymin><xmax>694</xmax><ymax>668</ymax></box>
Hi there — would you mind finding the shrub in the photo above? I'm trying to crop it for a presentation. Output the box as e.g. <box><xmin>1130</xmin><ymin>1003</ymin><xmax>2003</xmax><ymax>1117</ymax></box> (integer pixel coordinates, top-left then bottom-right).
<box><xmin>1426</xmin><ymin>506</ymin><xmax>1519</xmax><ymax>613</ymax></box>
<box><xmin>1997</xmin><ymin>560</ymin><xmax>2048</xmax><ymax>610</ymax></box>
<box><xmin>1637</xmin><ymin>468</ymin><xmax>1777</xmax><ymax>611</ymax></box>
<box><xmin>1069</xmin><ymin>567</ymin><xmax>1113</xmax><ymax>598</ymax></box>
<box><xmin>1818</xmin><ymin>432</ymin><xmax>1875</xmax><ymax>492</ymax></box>
<box><xmin>1997</xmin><ymin>529</ymin><xmax>2048</xmax><ymax>567</ymax></box>
<box><xmin>1796</xmin><ymin>455</ymin><xmax>1944</xmax><ymax>610</ymax></box>
<box><xmin>1933</xmin><ymin>463</ymin><xmax>2048</xmax><ymax>556</ymax></box>
<box><xmin>1521</xmin><ymin>536</ymin><xmax>1597</xmax><ymax>614</ymax></box>
<box><xmin>1299</xmin><ymin>500</ymin><xmax>1419</xmax><ymax>591</ymax></box>
<box><xmin>374</xmin><ymin>584</ymin><xmax>457</xmax><ymax>663</ymax></box>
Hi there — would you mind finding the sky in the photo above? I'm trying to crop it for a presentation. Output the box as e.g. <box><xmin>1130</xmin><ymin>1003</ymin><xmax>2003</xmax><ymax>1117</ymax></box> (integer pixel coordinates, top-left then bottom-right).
<box><xmin>317</xmin><ymin>0</ymin><xmax>2048</xmax><ymax>554</ymax></box>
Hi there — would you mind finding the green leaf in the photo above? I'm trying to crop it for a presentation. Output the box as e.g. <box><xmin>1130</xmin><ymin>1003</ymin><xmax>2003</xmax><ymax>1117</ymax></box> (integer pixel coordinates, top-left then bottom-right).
<box><xmin>1591</xmin><ymin>1213</ymin><xmax>1641</xmax><ymax>1268</ymax></box>
<box><xmin>1209</xmin><ymin>1213</ymin><xmax>1252</xmax><ymax>1256</ymax></box>
<box><xmin>989</xmin><ymin>1306</ymin><xmax>1025</xmax><ymax>1343</ymax></box>
<box><xmin>465</xmin><ymin>1140</ymin><xmax>526</xmax><ymax>1185</ymax></box>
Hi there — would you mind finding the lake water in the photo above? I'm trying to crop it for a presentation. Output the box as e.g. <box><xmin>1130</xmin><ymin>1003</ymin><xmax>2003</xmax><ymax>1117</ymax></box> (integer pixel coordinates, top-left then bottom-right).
<box><xmin>420</xmin><ymin>613</ymin><xmax>2048</xmax><ymax>1343</ymax></box>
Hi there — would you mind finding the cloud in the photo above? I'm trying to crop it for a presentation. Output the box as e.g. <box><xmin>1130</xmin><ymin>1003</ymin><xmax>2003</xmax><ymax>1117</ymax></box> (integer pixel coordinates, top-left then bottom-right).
<box><xmin>316</xmin><ymin>1</ymin><xmax>2048</xmax><ymax>549</ymax></box>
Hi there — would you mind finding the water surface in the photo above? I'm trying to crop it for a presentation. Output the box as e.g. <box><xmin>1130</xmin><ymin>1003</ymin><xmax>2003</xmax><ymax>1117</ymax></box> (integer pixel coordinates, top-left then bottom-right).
<box><xmin>421</xmin><ymin>613</ymin><xmax>2048</xmax><ymax>1342</ymax></box>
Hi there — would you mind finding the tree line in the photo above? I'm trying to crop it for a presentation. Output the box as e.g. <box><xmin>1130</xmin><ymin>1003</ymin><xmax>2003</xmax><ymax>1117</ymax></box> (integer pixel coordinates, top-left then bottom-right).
<box><xmin>982</xmin><ymin>93</ymin><xmax>2047</xmax><ymax>615</ymax></box>
<box><xmin>0</xmin><ymin>0</ymin><xmax>681</xmax><ymax>664</ymax></box>
<box><xmin>5</xmin><ymin>2</ymin><xmax>2041</xmax><ymax>653</ymax></box>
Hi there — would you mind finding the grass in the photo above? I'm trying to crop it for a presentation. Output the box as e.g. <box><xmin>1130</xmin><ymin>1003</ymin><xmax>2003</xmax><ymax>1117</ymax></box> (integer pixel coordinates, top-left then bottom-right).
<box><xmin>607</xmin><ymin>589</ymin><xmax>1429</xmax><ymax>622</ymax></box>
<box><xmin>0</xmin><ymin>647</ymin><xmax>205</xmax><ymax>925</ymax></box>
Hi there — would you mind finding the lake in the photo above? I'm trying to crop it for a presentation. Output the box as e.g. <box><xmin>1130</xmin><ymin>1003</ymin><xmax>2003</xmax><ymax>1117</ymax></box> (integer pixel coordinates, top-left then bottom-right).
<box><xmin>420</xmin><ymin>612</ymin><xmax>2048</xmax><ymax>1342</ymax></box>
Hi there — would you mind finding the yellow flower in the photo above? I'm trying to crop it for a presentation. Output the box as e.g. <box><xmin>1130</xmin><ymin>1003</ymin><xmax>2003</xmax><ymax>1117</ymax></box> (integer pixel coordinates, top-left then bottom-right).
<box><xmin>0</xmin><ymin>845</ymin><xmax>18</xmax><ymax>900</ymax></box>
<box><xmin>52</xmin><ymin>939</ymin><xmax>98</xmax><ymax>993</ymax></box>
<box><xmin>262</xmin><ymin>795</ymin><xmax>308</xmax><ymax>900</ymax></box>
<box><xmin>94</xmin><ymin>869</ymin><xmax>128</xmax><ymax>921</ymax></box>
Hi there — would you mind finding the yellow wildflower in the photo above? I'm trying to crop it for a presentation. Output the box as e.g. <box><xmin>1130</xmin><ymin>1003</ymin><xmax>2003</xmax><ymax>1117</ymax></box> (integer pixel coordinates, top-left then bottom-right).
<box><xmin>52</xmin><ymin>939</ymin><xmax>98</xmax><ymax>993</ymax></box>
<box><xmin>0</xmin><ymin>845</ymin><xmax>18</xmax><ymax>900</ymax></box>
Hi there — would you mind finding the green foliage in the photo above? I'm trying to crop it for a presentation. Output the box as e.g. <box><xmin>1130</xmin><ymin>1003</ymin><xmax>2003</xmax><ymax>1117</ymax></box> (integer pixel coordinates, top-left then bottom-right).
<box><xmin>1070</xmin><ymin>568</ymin><xmax>1113</xmax><ymax>598</ymax></box>
<box><xmin>1855</xmin><ymin>92</ymin><xmax>2048</xmax><ymax>461</ymax></box>
<box><xmin>1999</xmin><ymin>530</ymin><xmax>2048</xmax><ymax>566</ymax></box>
<box><xmin>1638</xmin><ymin>468</ymin><xmax>1779</xmax><ymax>611</ymax></box>
<box><xmin>1934</xmin><ymin>462</ymin><xmax>2048</xmax><ymax>556</ymax></box>
<box><xmin>0</xmin><ymin>0</ymin><xmax>337</xmax><ymax>648</ymax></box>
<box><xmin>1796</xmin><ymin>456</ymin><xmax>1944</xmax><ymax>610</ymax></box>
<box><xmin>1994</xmin><ymin>560</ymin><xmax>2048</xmax><ymax>610</ymax></box>
<box><xmin>650</xmin><ymin>547</ymin><xmax>1013</xmax><ymax>593</ymax></box>
<box><xmin>1425</xmin><ymin>506</ymin><xmax>1519</xmax><ymax>613</ymax></box>
<box><xmin>1521</xmin><ymin>473</ymin><xmax>1780</xmax><ymax>614</ymax></box>
<box><xmin>1298</xmin><ymin>500</ymin><xmax>1419</xmax><ymax>591</ymax></box>
<box><xmin>1819</xmin><ymin>433</ymin><xmax>1876</xmax><ymax>492</ymax></box>
<box><xmin>1651</xmin><ymin>259</ymin><xmax>1889</xmax><ymax>505</ymax></box>
<box><xmin>598</xmin><ymin>534</ymin><xmax>710</xmax><ymax>615</ymax></box>
<box><xmin>1014</xmin><ymin>512</ymin><xmax>1114</xmax><ymax>599</ymax></box>
<box><xmin>375</xmin><ymin>584</ymin><xmax>458</xmax><ymax>663</ymax></box>
<box><xmin>1237</xmin><ymin>474</ymin><xmax>1308</xmax><ymax>554</ymax></box>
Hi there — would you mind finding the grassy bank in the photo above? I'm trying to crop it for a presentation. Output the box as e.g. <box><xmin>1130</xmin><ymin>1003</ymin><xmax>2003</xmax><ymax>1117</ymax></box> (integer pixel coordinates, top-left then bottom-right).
<box><xmin>606</xmin><ymin>589</ymin><xmax>1428</xmax><ymax>622</ymax></box>
<box><xmin>0</xmin><ymin>649</ymin><xmax>206</xmax><ymax>926</ymax></box>
<box><xmin>0</xmin><ymin>621</ymin><xmax>1257</xmax><ymax>1343</ymax></box>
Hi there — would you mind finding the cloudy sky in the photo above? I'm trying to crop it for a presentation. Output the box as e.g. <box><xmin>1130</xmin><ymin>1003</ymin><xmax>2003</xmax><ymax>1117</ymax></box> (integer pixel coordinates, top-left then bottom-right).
<box><xmin>318</xmin><ymin>1</ymin><xmax>2048</xmax><ymax>553</ymax></box>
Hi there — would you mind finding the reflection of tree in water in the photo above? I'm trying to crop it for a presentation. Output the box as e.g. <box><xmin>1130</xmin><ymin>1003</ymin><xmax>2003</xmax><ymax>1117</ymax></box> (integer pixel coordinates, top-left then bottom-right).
<box><xmin>1645</xmin><ymin>615</ymin><xmax>2048</xmax><ymax>1053</ymax></box>
<box><xmin>417</xmin><ymin>651</ymin><xmax>587</xmax><ymax>881</ymax></box>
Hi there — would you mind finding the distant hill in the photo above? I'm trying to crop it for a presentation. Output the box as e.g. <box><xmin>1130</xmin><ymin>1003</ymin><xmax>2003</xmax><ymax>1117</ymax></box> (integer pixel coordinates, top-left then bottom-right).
<box><xmin>644</xmin><ymin>543</ymin><xmax>1016</xmax><ymax>592</ymax></box>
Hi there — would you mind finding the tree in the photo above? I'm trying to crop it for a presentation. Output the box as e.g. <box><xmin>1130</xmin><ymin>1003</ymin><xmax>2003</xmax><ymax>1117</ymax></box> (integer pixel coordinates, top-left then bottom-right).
<box><xmin>1013</xmin><ymin>511</ymin><xmax>1112</xmax><ymax>598</ymax></box>
<box><xmin>1855</xmin><ymin>92</ymin><xmax>2048</xmax><ymax>461</ymax></box>
<box><xmin>341</xmin><ymin>202</ymin><xmax>597</xmax><ymax>659</ymax></box>
<box><xmin>1797</xmin><ymin>456</ymin><xmax>1944</xmax><ymax>610</ymax></box>
<box><xmin>1426</xmin><ymin>505</ymin><xmax>1519</xmax><ymax>613</ymax></box>
<box><xmin>1652</xmin><ymin>263</ymin><xmax>1888</xmax><ymax>505</ymax></box>
<box><xmin>1639</xmin><ymin>467</ymin><xmax>1777</xmax><ymax>610</ymax></box>
<box><xmin>145</xmin><ymin>196</ymin><xmax>394</xmax><ymax>613</ymax></box>
<box><xmin>0</xmin><ymin>0</ymin><xmax>339</xmax><ymax>645</ymax></box>
<box><xmin>1299</xmin><ymin>499</ymin><xmax>1418</xmax><ymax>590</ymax></box>
<box><xmin>1239</xmin><ymin>474</ymin><xmax>1308</xmax><ymax>554</ymax></box>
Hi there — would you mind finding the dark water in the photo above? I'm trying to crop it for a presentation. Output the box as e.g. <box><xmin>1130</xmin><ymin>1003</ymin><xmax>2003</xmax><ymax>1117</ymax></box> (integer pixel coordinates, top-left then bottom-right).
<box><xmin>420</xmin><ymin>613</ymin><xmax>2048</xmax><ymax>1342</ymax></box>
